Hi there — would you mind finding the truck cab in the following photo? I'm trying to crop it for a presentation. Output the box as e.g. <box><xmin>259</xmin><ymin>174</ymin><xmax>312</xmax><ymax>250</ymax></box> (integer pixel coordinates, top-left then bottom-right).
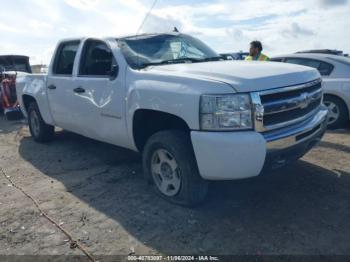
<box><xmin>16</xmin><ymin>33</ymin><xmax>328</xmax><ymax>206</ymax></box>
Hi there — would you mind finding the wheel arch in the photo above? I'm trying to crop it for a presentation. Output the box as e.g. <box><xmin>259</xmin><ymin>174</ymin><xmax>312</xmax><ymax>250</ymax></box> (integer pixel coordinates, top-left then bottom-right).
<box><xmin>21</xmin><ymin>93</ymin><xmax>54</xmax><ymax>125</ymax></box>
<box><xmin>132</xmin><ymin>109</ymin><xmax>191</xmax><ymax>152</ymax></box>
<box><xmin>22</xmin><ymin>94</ymin><xmax>37</xmax><ymax>114</ymax></box>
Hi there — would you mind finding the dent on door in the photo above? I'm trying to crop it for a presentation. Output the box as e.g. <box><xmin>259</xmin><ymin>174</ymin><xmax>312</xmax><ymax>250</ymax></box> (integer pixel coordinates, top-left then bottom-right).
<box><xmin>74</xmin><ymin>79</ymin><xmax>122</xmax><ymax>120</ymax></box>
<box><xmin>100</xmin><ymin>84</ymin><xmax>122</xmax><ymax>119</ymax></box>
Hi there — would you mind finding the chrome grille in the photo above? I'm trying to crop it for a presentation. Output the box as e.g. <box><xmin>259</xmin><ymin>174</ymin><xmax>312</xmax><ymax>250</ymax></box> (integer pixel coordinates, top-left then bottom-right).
<box><xmin>252</xmin><ymin>79</ymin><xmax>323</xmax><ymax>132</ymax></box>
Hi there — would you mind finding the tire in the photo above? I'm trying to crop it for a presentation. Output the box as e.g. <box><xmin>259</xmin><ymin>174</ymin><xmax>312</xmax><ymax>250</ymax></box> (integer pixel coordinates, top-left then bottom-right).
<box><xmin>142</xmin><ymin>130</ymin><xmax>208</xmax><ymax>207</ymax></box>
<box><xmin>323</xmin><ymin>95</ymin><xmax>349</xmax><ymax>129</ymax></box>
<box><xmin>28</xmin><ymin>102</ymin><xmax>55</xmax><ymax>142</ymax></box>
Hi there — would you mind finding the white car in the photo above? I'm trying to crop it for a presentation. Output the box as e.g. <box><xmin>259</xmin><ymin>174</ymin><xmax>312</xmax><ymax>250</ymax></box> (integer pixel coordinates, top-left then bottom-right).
<box><xmin>271</xmin><ymin>53</ymin><xmax>350</xmax><ymax>129</ymax></box>
<box><xmin>16</xmin><ymin>33</ymin><xmax>328</xmax><ymax>206</ymax></box>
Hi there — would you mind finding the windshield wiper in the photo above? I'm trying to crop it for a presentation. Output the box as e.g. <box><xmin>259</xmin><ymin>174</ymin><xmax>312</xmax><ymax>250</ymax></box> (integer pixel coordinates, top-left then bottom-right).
<box><xmin>162</xmin><ymin>58</ymin><xmax>201</xmax><ymax>64</ymax></box>
<box><xmin>139</xmin><ymin>57</ymin><xmax>223</xmax><ymax>69</ymax></box>
<box><xmin>140</xmin><ymin>58</ymin><xmax>200</xmax><ymax>68</ymax></box>
<box><xmin>199</xmin><ymin>56</ymin><xmax>223</xmax><ymax>62</ymax></box>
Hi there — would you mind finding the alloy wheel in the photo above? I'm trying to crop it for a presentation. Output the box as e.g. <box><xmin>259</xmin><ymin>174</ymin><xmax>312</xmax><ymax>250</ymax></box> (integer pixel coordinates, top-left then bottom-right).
<box><xmin>30</xmin><ymin>110</ymin><xmax>40</xmax><ymax>137</ymax></box>
<box><xmin>324</xmin><ymin>100</ymin><xmax>340</xmax><ymax>125</ymax></box>
<box><xmin>151</xmin><ymin>149</ymin><xmax>181</xmax><ymax>197</ymax></box>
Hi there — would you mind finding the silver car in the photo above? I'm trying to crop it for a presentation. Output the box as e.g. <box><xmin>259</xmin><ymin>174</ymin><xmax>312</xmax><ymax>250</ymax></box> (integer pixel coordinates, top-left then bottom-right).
<box><xmin>271</xmin><ymin>53</ymin><xmax>350</xmax><ymax>129</ymax></box>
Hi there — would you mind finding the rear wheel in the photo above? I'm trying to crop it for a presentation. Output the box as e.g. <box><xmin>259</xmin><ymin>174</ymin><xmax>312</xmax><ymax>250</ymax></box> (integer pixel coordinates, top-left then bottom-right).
<box><xmin>28</xmin><ymin>102</ymin><xmax>55</xmax><ymax>142</ymax></box>
<box><xmin>143</xmin><ymin>130</ymin><xmax>208</xmax><ymax>207</ymax></box>
<box><xmin>324</xmin><ymin>95</ymin><xmax>349</xmax><ymax>129</ymax></box>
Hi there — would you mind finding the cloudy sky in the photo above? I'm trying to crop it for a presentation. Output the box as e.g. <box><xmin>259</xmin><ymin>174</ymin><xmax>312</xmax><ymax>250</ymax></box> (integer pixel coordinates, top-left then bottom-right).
<box><xmin>0</xmin><ymin>0</ymin><xmax>349</xmax><ymax>64</ymax></box>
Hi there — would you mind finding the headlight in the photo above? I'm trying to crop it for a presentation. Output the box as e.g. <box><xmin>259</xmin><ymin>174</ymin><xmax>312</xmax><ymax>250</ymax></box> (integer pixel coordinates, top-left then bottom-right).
<box><xmin>200</xmin><ymin>94</ymin><xmax>253</xmax><ymax>130</ymax></box>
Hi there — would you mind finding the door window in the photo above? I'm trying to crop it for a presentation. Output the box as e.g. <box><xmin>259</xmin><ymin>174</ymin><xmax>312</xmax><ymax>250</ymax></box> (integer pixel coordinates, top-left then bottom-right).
<box><xmin>285</xmin><ymin>58</ymin><xmax>334</xmax><ymax>76</ymax></box>
<box><xmin>79</xmin><ymin>40</ymin><xmax>116</xmax><ymax>76</ymax></box>
<box><xmin>53</xmin><ymin>41</ymin><xmax>80</xmax><ymax>75</ymax></box>
<box><xmin>285</xmin><ymin>58</ymin><xmax>320</xmax><ymax>68</ymax></box>
<box><xmin>270</xmin><ymin>58</ymin><xmax>284</xmax><ymax>62</ymax></box>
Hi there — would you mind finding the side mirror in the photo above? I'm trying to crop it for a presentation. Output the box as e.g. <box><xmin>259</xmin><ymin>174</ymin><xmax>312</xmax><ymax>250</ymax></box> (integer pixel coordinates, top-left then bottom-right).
<box><xmin>109</xmin><ymin>65</ymin><xmax>119</xmax><ymax>80</ymax></box>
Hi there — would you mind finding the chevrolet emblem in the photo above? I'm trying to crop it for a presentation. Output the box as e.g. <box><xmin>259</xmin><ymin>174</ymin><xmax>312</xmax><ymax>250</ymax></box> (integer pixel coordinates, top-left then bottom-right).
<box><xmin>299</xmin><ymin>92</ymin><xmax>310</xmax><ymax>109</ymax></box>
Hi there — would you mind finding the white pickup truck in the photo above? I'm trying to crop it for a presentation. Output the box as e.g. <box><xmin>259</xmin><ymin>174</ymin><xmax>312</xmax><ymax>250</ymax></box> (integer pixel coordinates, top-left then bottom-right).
<box><xmin>17</xmin><ymin>33</ymin><xmax>328</xmax><ymax>206</ymax></box>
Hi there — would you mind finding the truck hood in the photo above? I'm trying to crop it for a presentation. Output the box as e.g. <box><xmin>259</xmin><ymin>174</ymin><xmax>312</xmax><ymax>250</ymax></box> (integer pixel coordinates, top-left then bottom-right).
<box><xmin>145</xmin><ymin>60</ymin><xmax>320</xmax><ymax>92</ymax></box>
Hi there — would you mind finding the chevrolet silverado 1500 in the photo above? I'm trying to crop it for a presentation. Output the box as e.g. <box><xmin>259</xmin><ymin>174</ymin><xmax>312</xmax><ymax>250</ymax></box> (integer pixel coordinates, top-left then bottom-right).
<box><xmin>17</xmin><ymin>33</ymin><xmax>328</xmax><ymax>206</ymax></box>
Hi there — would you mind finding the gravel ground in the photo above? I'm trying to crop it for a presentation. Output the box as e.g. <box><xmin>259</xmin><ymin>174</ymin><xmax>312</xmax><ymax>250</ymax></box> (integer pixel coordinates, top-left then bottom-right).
<box><xmin>0</xmin><ymin>115</ymin><xmax>349</xmax><ymax>257</ymax></box>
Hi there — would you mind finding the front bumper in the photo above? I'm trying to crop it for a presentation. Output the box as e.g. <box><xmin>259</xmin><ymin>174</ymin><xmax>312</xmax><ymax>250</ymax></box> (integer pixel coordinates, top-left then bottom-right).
<box><xmin>263</xmin><ymin>105</ymin><xmax>328</xmax><ymax>169</ymax></box>
<box><xmin>191</xmin><ymin>105</ymin><xmax>328</xmax><ymax>180</ymax></box>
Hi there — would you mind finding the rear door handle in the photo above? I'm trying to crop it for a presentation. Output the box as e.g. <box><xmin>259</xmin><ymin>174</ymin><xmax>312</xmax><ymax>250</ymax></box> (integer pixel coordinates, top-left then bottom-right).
<box><xmin>73</xmin><ymin>87</ymin><xmax>85</xmax><ymax>93</ymax></box>
<box><xmin>48</xmin><ymin>85</ymin><xmax>56</xmax><ymax>90</ymax></box>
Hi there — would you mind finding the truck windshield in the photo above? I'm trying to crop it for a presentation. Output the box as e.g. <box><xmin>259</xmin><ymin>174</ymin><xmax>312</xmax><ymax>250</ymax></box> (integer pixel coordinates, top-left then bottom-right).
<box><xmin>118</xmin><ymin>34</ymin><xmax>222</xmax><ymax>69</ymax></box>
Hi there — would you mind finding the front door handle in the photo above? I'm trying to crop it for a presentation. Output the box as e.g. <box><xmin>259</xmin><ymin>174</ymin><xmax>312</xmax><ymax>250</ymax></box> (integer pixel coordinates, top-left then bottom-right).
<box><xmin>48</xmin><ymin>85</ymin><xmax>56</xmax><ymax>90</ymax></box>
<box><xmin>73</xmin><ymin>87</ymin><xmax>85</xmax><ymax>93</ymax></box>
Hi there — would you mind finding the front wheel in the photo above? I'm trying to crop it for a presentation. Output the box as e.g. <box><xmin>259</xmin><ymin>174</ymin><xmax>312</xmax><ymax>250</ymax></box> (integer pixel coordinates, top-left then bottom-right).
<box><xmin>142</xmin><ymin>130</ymin><xmax>208</xmax><ymax>207</ymax></box>
<box><xmin>28</xmin><ymin>102</ymin><xmax>55</xmax><ymax>142</ymax></box>
<box><xmin>324</xmin><ymin>95</ymin><xmax>349</xmax><ymax>129</ymax></box>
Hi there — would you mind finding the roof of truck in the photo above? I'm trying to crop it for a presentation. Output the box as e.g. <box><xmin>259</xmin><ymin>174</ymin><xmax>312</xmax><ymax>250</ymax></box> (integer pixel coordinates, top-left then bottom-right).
<box><xmin>116</xmin><ymin>32</ymin><xmax>181</xmax><ymax>40</ymax></box>
<box><xmin>58</xmin><ymin>32</ymin><xmax>182</xmax><ymax>43</ymax></box>
<box><xmin>0</xmin><ymin>55</ymin><xmax>29</xmax><ymax>59</ymax></box>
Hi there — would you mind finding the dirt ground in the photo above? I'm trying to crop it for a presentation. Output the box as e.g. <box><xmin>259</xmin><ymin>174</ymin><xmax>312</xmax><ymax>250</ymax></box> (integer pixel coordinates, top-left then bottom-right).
<box><xmin>0</xmin><ymin>115</ymin><xmax>349</xmax><ymax>257</ymax></box>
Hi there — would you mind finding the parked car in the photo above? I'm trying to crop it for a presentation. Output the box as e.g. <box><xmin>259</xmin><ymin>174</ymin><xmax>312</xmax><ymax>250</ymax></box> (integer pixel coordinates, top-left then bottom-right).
<box><xmin>16</xmin><ymin>33</ymin><xmax>328</xmax><ymax>206</ymax></box>
<box><xmin>220</xmin><ymin>52</ymin><xmax>249</xmax><ymax>60</ymax></box>
<box><xmin>0</xmin><ymin>55</ymin><xmax>31</xmax><ymax>119</ymax></box>
<box><xmin>271</xmin><ymin>53</ymin><xmax>350</xmax><ymax>129</ymax></box>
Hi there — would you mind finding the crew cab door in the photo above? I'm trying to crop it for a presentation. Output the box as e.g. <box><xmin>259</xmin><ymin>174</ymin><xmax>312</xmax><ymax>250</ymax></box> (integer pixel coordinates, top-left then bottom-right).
<box><xmin>47</xmin><ymin>40</ymin><xmax>82</xmax><ymax>132</ymax></box>
<box><xmin>70</xmin><ymin>39</ymin><xmax>127</xmax><ymax>146</ymax></box>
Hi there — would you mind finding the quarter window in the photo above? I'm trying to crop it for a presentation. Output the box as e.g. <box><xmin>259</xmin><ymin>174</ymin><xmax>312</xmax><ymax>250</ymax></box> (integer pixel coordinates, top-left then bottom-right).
<box><xmin>79</xmin><ymin>40</ymin><xmax>116</xmax><ymax>76</ymax></box>
<box><xmin>53</xmin><ymin>41</ymin><xmax>80</xmax><ymax>75</ymax></box>
<box><xmin>318</xmin><ymin>61</ymin><xmax>334</xmax><ymax>76</ymax></box>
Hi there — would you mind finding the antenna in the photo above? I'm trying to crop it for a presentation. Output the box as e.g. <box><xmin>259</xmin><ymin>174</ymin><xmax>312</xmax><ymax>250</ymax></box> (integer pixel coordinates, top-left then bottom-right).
<box><xmin>135</xmin><ymin>0</ymin><xmax>159</xmax><ymax>36</ymax></box>
<box><xmin>135</xmin><ymin>0</ymin><xmax>159</xmax><ymax>70</ymax></box>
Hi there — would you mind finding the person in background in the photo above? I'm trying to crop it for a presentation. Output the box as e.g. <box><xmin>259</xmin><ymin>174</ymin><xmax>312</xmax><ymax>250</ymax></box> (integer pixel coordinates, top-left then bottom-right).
<box><xmin>245</xmin><ymin>41</ymin><xmax>269</xmax><ymax>61</ymax></box>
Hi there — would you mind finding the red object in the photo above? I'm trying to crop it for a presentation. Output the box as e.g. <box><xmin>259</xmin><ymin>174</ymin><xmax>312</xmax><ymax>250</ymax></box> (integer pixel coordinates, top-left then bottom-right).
<box><xmin>0</xmin><ymin>73</ymin><xmax>23</xmax><ymax>120</ymax></box>
<box><xmin>1</xmin><ymin>74</ymin><xmax>18</xmax><ymax>110</ymax></box>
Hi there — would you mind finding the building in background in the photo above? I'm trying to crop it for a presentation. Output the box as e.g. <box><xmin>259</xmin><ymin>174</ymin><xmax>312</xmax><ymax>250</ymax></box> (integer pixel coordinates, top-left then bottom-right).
<box><xmin>31</xmin><ymin>64</ymin><xmax>48</xmax><ymax>74</ymax></box>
